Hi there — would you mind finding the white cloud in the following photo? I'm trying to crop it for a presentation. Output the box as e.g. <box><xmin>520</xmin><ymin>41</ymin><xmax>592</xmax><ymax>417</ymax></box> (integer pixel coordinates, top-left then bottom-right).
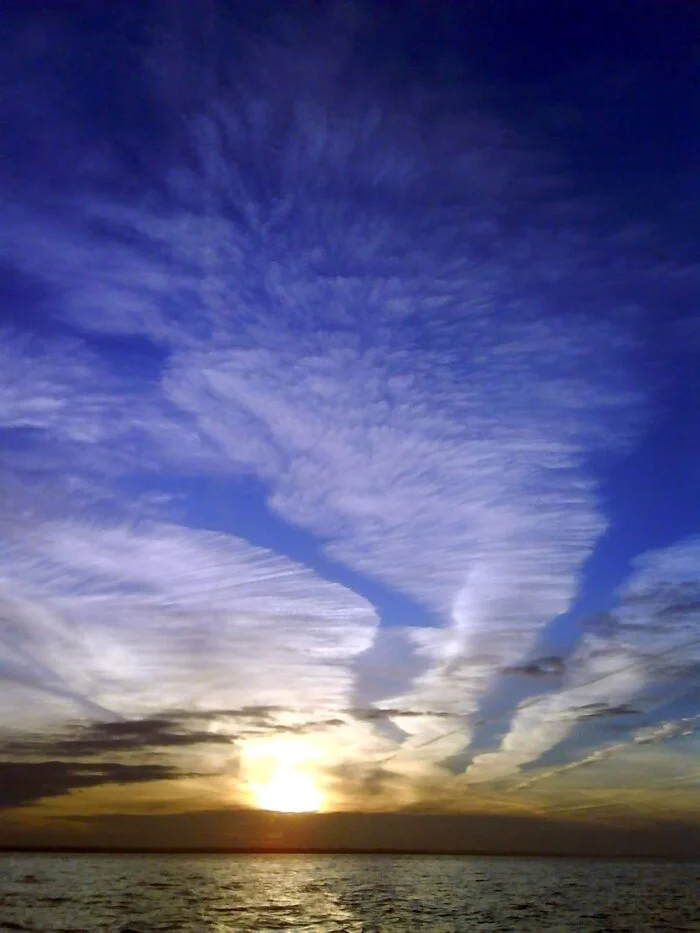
<box><xmin>0</xmin><ymin>6</ymin><xmax>659</xmax><ymax>782</ymax></box>
<box><xmin>514</xmin><ymin>712</ymin><xmax>700</xmax><ymax>795</ymax></box>
<box><xmin>0</xmin><ymin>519</ymin><xmax>378</xmax><ymax>724</ymax></box>
<box><xmin>615</xmin><ymin>536</ymin><xmax>700</xmax><ymax>661</ymax></box>
<box><xmin>466</xmin><ymin>636</ymin><xmax>645</xmax><ymax>783</ymax></box>
<box><xmin>465</xmin><ymin>536</ymin><xmax>700</xmax><ymax>784</ymax></box>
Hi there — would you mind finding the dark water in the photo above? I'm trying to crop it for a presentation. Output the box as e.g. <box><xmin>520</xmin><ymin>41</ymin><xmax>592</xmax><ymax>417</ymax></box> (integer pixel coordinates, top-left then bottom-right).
<box><xmin>0</xmin><ymin>853</ymin><xmax>698</xmax><ymax>932</ymax></box>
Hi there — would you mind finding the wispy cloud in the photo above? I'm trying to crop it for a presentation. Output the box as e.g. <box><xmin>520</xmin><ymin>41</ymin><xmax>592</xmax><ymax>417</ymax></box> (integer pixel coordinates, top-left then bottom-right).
<box><xmin>465</xmin><ymin>635</ymin><xmax>646</xmax><ymax>783</ymax></box>
<box><xmin>514</xmin><ymin>712</ymin><xmax>700</xmax><ymax>797</ymax></box>
<box><xmin>0</xmin><ymin>519</ymin><xmax>378</xmax><ymax>725</ymax></box>
<box><xmin>465</xmin><ymin>536</ymin><xmax>700</xmax><ymax>784</ymax></box>
<box><xmin>1</xmin><ymin>1</ymin><xmax>689</xmax><ymax>818</ymax></box>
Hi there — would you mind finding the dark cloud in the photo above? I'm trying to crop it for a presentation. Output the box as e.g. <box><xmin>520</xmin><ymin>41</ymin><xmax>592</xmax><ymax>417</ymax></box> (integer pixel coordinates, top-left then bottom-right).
<box><xmin>348</xmin><ymin>708</ymin><xmax>454</xmax><ymax>722</ymax></box>
<box><xmin>168</xmin><ymin>707</ymin><xmax>283</xmax><ymax>725</ymax></box>
<box><xmin>235</xmin><ymin>718</ymin><xmax>347</xmax><ymax>736</ymax></box>
<box><xmin>170</xmin><ymin>707</ymin><xmax>347</xmax><ymax>734</ymax></box>
<box><xmin>502</xmin><ymin>656</ymin><xmax>565</xmax><ymax>677</ymax></box>
<box><xmin>0</xmin><ymin>710</ymin><xmax>349</xmax><ymax>772</ymax></box>
<box><xmin>192</xmin><ymin>705</ymin><xmax>458</xmax><ymax>726</ymax></box>
<box><xmin>0</xmin><ymin>760</ymin><xmax>183</xmax><ymax>809</ymax></box>
<box><xmin>574</xmin><ymin>702</ymin><xmax>641</xmax><ymax>720</ymax></box>
<box><xmin>2</xmin><ymin>716</ymin><xmax>234</xmax><ymax>759</ymax></box>
<box><xmin>234</xmin><ymin>705</ymin><xmax>285</xmax><ymax>719</ymax></box>
<box><xmin>175</xmin><ymin>704</ymin><xmax>459</xmax><ymax>732</ymax></box>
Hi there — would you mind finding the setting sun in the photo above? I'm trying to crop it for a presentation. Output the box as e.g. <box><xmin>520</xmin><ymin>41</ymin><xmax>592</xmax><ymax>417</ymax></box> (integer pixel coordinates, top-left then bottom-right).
<box><xmin>243</xmin><ymin>738</ymin><xmax>325</xmax><ymax>813</ymax></box>
<box><xmin>252</xmin><ymin>768</ymin><xmax>324</xmax><ymax>813</ymax></box>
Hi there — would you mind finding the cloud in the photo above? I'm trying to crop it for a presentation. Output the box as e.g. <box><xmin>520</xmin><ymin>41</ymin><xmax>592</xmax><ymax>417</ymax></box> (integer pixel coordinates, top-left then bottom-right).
<box><xmin>502</xmin><ymin>656</ymin><xmax>566</xmax><ymax>677</ymax></box>
<box><xmin>0</xmin><ymin>518</ymin><xmax>378</xmax><ymax>726</ymax></box>
<box><xmin>1</xmin><ymin>717</ymin><xmax>234</xmax><ymax>759</ymax></box>
<box><xmin>513</xmin><ymin>712</ymin><xmax>700</xmax><ymax>793</ymax></box>
<box><xmin>465</xmin><ymin>635</ymin><xmax>646</xmax><ymax>784</ymax></box>
<box><xmin>574</xmin><ymin>702</ymin><xmax>641</xmax><ymax>720</ymax></box>
<box><xmin>1</xmin><ymin>1</ymin><xmax>686</xmax><ymax>810</ymax></box>
<box><xmin>465</xmin><ymin>536</ymin><xmax>700</xmax><ymax>784</ymax></box>
<box><xmin>0</xmin><ymin>760</ymin><xmax>185</xmax><ymax>810</ymax></box>
<box><xmin>348</xmin><ymin>707</ymin><xmax>455</xmax><ymax>722</ymax></box>
<box><xmin>613</xmin><ymin>537</ymin><xmax>700</xmax><ymax>666</ymax></box>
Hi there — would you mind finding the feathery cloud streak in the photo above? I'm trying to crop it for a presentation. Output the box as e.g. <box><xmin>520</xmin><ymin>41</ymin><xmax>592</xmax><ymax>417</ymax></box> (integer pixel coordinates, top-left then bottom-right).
<box><xmin>466</xmin><ymin>536</ymin><xmax>700</xmax><ymax>784</ymax></box>
<box><xmin>0</xmin><ymin>519</ymin><xmax>378</xmax><ymax>728</ymax></box>
<box><xmin>1</xmin><ymin>2</ymin><xmax>685</xmax><ymax>814</ymax></box>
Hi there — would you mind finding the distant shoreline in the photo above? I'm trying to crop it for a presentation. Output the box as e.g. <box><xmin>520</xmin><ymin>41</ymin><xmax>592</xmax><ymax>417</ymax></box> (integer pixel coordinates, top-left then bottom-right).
<box><xmin>1</xmin><ymin>847</ymin><xmax>697</xmax><ymax>861</ymax></box>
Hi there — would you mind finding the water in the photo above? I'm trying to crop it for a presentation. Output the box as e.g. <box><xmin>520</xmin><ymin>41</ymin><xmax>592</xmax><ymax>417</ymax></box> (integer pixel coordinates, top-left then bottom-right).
<box><xmin>0</xmin><ymin>853</ymin><xmax>697</xmax><ymax>932</ymax></box>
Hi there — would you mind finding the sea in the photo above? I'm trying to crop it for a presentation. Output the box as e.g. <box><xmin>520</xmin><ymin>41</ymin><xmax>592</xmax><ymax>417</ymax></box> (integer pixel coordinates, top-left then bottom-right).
<box><xmin>0</xmin><ymin>853</ymin><xmax>698</xmax><ymax>932</ymax></box>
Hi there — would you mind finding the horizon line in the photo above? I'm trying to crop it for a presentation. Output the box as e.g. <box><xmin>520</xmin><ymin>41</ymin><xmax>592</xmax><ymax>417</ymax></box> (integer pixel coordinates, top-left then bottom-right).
<box><xmin>2</xmin><ymin>846</ymin><xmax>698</xmax><ymax>862</ymax></box>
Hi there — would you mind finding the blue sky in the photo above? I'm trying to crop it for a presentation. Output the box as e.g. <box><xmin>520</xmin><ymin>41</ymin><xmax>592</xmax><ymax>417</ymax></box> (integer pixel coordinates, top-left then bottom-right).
<box><xmin>0</xmin><ymin>0</ymin><xmax>699</xmax><ymax>847</ymax></box>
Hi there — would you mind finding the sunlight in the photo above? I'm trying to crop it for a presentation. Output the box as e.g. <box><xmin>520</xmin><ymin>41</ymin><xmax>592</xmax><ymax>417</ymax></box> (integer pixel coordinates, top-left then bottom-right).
<box><xmin>252</xmin><ymin>768</ymin><xmax>324</xmax><ymax>813</ymax></box>
<box><xmin>243</xmin><ymin>738</ymin><xmax>325</xmax><ymax>813</ymax></box>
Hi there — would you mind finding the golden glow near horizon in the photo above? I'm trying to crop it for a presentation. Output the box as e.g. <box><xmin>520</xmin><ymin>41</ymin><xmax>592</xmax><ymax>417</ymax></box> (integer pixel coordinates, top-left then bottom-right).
<box><xmin>252</xmin><ymin>769</ymin><xmax>324</xmax><ymax>813</ymax></box>
<box><xmin>243</xmin><ymin>737</ymin><xmax>325</xmax><ymax>813</ymax></box>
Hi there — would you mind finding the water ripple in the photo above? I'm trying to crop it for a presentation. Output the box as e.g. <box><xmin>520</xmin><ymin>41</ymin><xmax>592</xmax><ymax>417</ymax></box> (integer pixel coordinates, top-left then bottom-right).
<box><xmin>0</xmin><ymin>853</ymin><xmax>698</xmax><ymax>932</ymax></box>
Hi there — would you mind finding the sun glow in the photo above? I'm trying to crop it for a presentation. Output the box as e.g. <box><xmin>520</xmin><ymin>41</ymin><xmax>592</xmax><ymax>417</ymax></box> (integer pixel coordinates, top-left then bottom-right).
<box><xmin>243</xmin><ymin>738</ymin><xmax>325</xmax><ymax>813</ymax></box>
<box><xmin>252</xmin><ymin>768</ymin><xmax>324</xmax><ymax>813</ymax></box>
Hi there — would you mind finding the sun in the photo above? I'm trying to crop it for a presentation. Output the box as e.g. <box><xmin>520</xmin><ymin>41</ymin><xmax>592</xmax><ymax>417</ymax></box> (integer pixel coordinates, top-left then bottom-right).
<box><xmin>252</xmin><ymin>768</ymin><xmax>324</xmax><ymax>813</ymax></box>
<box><xmin>243</xmin><ymin>738</ymin><xmax>325</xmax><ymax>813</ymax></box>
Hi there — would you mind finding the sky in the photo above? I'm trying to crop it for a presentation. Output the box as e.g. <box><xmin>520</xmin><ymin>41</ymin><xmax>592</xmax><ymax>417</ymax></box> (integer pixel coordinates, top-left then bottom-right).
<box><xmin>1</xmin><ymin>0</ymin><xmax>699</xmax><ymax>856</ymax></box>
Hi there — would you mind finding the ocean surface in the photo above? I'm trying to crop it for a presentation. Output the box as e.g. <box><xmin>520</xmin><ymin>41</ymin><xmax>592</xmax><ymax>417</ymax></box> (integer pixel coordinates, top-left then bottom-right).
<box><xmin>0</xmin><ymin>852</ymin><xmax>698</xmax><ymax>932</ymax></box>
